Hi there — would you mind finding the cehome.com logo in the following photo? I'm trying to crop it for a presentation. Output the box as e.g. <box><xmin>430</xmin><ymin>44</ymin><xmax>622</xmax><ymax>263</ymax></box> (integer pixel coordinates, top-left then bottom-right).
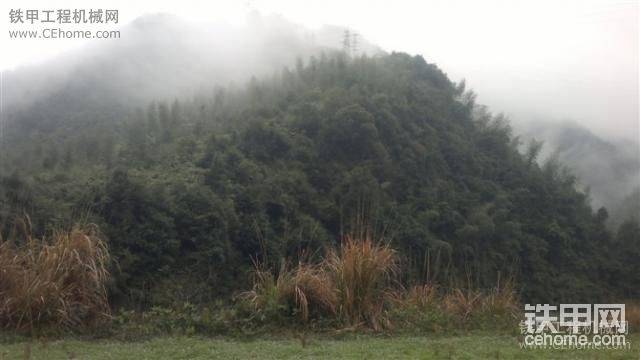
<box><xmin>519</xmin><ymin>304</ymin><xmax>631</xmax><ymax>350</ymax></box>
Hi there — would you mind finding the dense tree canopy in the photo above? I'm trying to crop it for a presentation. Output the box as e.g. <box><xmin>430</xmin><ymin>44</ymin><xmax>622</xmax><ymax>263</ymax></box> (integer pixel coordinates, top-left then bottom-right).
<box><xmin>0</xmin><ymin>52</ymin><xmax>636</xmax><ymax>305</ymax></box>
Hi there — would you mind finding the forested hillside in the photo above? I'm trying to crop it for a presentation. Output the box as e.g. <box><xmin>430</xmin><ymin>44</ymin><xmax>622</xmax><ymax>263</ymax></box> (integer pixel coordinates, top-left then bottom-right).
<box><xmin>1</xmin><ymin>51</ymin><xmax>638</xmax><ymax>307</ymax></box>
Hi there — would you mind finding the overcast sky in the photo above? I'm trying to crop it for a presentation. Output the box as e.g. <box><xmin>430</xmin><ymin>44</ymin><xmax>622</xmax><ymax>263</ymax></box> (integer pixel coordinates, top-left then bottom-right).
<box><xmin>1</xmin><ymin>0</ymin><xmax>638</xmax><ymax>140</ymax></box>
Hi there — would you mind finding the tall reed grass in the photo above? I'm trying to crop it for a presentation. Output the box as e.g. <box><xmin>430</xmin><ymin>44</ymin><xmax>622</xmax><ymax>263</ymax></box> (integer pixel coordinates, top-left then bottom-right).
<box><xmin>325</xmin><ymin>233</ymin><xmax>398</xmax><ymax>330</ymax></box>
<box><xmin>241</xmin><ymin>227</ymin><xmax>520</xmax><ymax>331</ymax></box>
<box><xmin>0</xmin><ymin>223</ymin><xmax>111</xmax><ymax>331</ymax></box>
<box><xmin>242</xmin><ymin>229</ymin><xmax>399</xmax><ymax>330</ymax></box>
<box><xmin>241</xmin><ymin>260</ymin><xmax>336</xmax><ymax>323</ymax></box>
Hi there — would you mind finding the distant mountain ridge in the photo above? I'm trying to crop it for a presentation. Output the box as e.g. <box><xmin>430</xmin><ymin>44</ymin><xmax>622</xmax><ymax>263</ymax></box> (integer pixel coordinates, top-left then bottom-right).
<box><xmin>518</xmin><ymin>120</ymin><xmax>640</xmax><ymax>225</ymax></box>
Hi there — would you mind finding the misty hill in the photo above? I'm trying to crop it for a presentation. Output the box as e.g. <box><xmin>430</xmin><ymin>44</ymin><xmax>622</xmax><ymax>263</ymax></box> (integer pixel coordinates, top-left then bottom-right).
<box><xmin>2</xmin><ymin>13</ymin><xmax>382</xmax><ymax>137</ymax></box>
<box><xmin>5</xmin><ymin>13</ymin><xmax>634</xmax><ymax>228</ymax></box>
<box><xmin>518</xmin><ymin>121</ymin><xmax>640</xmax><ymax>227</ymax></box>
<box><xmin>1</xmin><ymin>16</ymin><xmax>638</xmax><ymax>305</ymax></box>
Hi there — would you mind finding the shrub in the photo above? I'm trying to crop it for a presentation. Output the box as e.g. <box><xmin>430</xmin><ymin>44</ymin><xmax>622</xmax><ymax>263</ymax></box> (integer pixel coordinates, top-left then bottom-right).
<box><xmin>108</xmin><ymin>302</ymin><xmax>250</xmax><ymax>339</ymax></box>
<box><xmin>626</xmin><ymin>301</ymin><xmax>640</xmax><ymax>332</ymax></box>
<box><xmin>480</xmin><ymin>278</ymin><xmax>519</xmax><ymax>318</ymax></box>
<box><xmin>400</xmin><ymin>284</ymin><xmax>438</xmax><ymax>311</ymax></box>
<box><xmin>240</xmin><ymin>260</ymin><xmax>336</xmax><ymax>324</ymax></box>
<box><xmin>439</xmin><ymin>279</ymin><xmax>519</xmax><ymax>330</ymax></box>
<box><xmin>240</xmin><ymin>230</ymin><xmax>398</xmax><ymax>330</ymax></box>
<box><xmin>238</xmin><ymin>226</ymin><xmax>519</xmax><ymax>333</ymax></box>
<box><xmin>0</xmin><ymin>224</ymin><xmax>111</xmax><ymax>331</ymax></box>
<box><xmin>442</xmin><ymin>289</ymin><xmax>483</xmax><ymax>322</ymax></box>
<box><xmin>324</xmin><ymin>234</ymin><xmax>398</xmax><ymax>330</ymax></box>
<box><xmin>389</xmin><ymin>279</ymin><xmax>519</xmax><ymax>333</ymax></box>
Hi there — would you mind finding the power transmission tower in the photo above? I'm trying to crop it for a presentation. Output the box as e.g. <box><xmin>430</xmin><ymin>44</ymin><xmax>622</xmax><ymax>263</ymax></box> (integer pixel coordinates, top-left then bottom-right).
<box><xmin>342</xmin><ymin>29</ymin><xmax>351</xmax><ymax>55</ymax></box>
<box><xmin>351</xmin><ymin>32</ymin><xmax>359</xmax><ymax>55</ymax></box>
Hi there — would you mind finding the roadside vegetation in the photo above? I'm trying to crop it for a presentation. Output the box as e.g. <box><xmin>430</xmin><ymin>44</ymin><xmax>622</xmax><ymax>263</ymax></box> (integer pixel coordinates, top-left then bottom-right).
<box><xmin>0</xmin><ymin>218</ymin><xmax>521</xmax><ymax>337</ymax></box>
<box><xmin>0</xmin><ymin>221</ymin><xmax>110</xmax><ymax>332</ymax></box>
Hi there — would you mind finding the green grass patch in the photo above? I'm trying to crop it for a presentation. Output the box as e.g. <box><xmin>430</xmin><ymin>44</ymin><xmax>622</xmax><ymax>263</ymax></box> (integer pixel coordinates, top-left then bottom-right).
<box><xmin>0</xmin><ymin>334</ymin><xmax>637</xmax><ymax>359</ymax></box>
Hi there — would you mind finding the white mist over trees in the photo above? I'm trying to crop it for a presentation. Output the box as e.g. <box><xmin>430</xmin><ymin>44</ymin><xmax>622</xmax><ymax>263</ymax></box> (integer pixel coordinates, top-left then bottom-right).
<box><xmin>2</xmin><ymin>13</ymin><xmax>382</xmax><ymax>113</ymax></box>
<box><xmin>2</xmin><ymin>12</ymin><xmax>637</xmax><ymax>228</ymax></box>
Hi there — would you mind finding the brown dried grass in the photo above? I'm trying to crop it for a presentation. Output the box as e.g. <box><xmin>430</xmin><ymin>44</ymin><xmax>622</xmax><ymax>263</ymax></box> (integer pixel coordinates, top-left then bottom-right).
<box><xmin>242</xmin><ymin>230</ymin><xmax>398</xmax><ymax>330</ymax></box>
<box><xmin>625</xmin><ymin>301</ymin><xmax>640</xmax><ymax>331</ymax></box>
<box><xmin>241</xmin><ymin>223</ymin><xmax>521</xmax><ymax>331</ymax></box>
<box><xmin>0</xmin><ymin>224</ymin><xmax>111</xmax><ymax>331</ymax></box>
<box><xmin>241</xmin><ymin>260</ymin><xmax>337</xmax><ymax>322</ymax></box>
<box><xmin>397</xmin><ymin>283</ymin><xmax>439</xmax><ymax>310</ymax></box>
<box><xmin>442</xmin><ymin>288</ymin><xmax>483</xmax><ymax>321</ymax></box>
<box><xmin>323</xmin><ymin>233</ymin><xmax>398</xmax><ymax>330</ymax></box>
